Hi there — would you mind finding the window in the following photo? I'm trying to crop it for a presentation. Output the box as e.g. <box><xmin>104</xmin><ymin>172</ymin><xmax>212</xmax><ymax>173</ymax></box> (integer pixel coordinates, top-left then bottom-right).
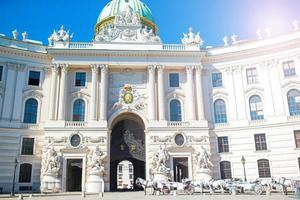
<box><xmin>169</xmin><ymin>73</ymin><xmax>179</xmax><ymax>87</ymax></box>
<box><xmin>249</xmin><ymin>95</ymin><xmax>264</xmax><ymax>120</ymax></box>
<box><xmin>218</xmin><ymin>136</ymin><xmax>229</xmax><ymax>153</ymax></box>
<box><xmin>220</xmin><ymin>161</ymin><xmax>232</xmax><ymax>179</ymax></box>
<box><xmin>170</xmin><ymin>99</ymin><xmax>182</xmax><ymax>121</ymax></box>
<box><xmin>254</xmin><ymin>134</ymin><xmax>267</xmax><ymax>151</ymax></box>
<box><xmin>294</xmin><ymin>130</ymin><xmax>300</xmax><ymax>148</ymax></box>
<box><xmin>118</xmin><ymin>165</ymin><xmax>123</xmax><ymax>173</ymax></box>
<box><xmin>23</xmin><ymin>98</ymin><xmax>38</xmax><ymax>124</ymax></box>
<box><xmin>212</xmin><ymin>73</ymin><xmax>223</xmax><ymax>87</ymax></box>
<box><xmin>28</xmin><ymin>71</ymin><xmax>40</xmax><ymax>86</ymax></box>
<box><xmin>214</xmin><ymin>99</ymin><xmax>227</xmax><ymax>123</ymax></box>
<box><xmin>73</xmin><ymin>99</ymin><xmax>85</xmax><ymax>121</ymax></box>
<box><xmin>246</xmin><ymin>68</ymin><xmax>258</xmax><ymax>84</ymax></box>
<box><xmin>257</xmin><ymin>159</ymin><xmax>271</xmax><ymax>178</ymax></box>
<box><xmin>0</xmin><ymin>66</ymin><xmax>3</xmax><ymax>82</ymax></box>
<box><xmin>75</xmin><ymin>72</ymin><xmax>86</xmax><ymax>87</ymax></box>
<box><xmin>19</xmin><ymin>163</ymin><xmax>32</xmax><ymax>183</ymax></box>
<box><xmin>21</xmin><ymin>138</ymin><xmax>34</xmax><ymax>155</ymax></box>
<box><xmin>288</xmin><ymin>89</ymin><xmax>300</xmax><ymax>116</ymax></box>
<box><xmin>283</xmin><ymin>61</ymin><xmax>296</xmax><ymax>77</ymax></box>
<box><xmin>298</xmin><ymin>158</ymin><xmax>300</xmax><ymax>172</ymax></box>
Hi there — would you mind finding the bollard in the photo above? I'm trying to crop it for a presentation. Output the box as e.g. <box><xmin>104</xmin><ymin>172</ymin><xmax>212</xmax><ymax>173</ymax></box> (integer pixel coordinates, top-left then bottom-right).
<box><xmin>81</xmin><ymin>191</ymin><xmax>85</xmax><ymax>198</ymax></box>
<box><xmin>173</xmin><ymin>190</ymin><xmax>177</xmax><ymax>196</ymax></box>
<box><xmin>29</xmin><ymin>194</ymin><xmax>33</xmax><ymax>199</ymax></box>
<box><xmin>231</xmin><ymin>188</ymin><xmax>237</xmax><ymax>195</ymax></box>
<box><xmin>18</xmin><ymin>194</ymin><xmax>23</xmax><ymax>200</ymax></box>
<box><xmin>99</xmin><ymin>192</ymin><xmax>104</xmax><ymax>199</ymax></box>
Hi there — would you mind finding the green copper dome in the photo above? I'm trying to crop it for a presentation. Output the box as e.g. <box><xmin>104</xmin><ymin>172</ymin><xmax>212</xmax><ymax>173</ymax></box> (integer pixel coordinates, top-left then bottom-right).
<box><xmin>95</xmin><ymin>0</ymin><xmax>157</xmax><ymax>34</ymax></box>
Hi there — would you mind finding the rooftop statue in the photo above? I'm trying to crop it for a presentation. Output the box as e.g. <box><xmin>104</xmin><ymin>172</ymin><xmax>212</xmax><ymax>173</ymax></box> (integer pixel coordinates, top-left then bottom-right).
<box><xmin>181</xmin><ymin>27</ymin><xmax>204</xmax><ymax>46</ymax></box>
<box><xmin>48</xmin><ymin>25</ymin><xmax>73</xmax><ymax>46</ymax></box>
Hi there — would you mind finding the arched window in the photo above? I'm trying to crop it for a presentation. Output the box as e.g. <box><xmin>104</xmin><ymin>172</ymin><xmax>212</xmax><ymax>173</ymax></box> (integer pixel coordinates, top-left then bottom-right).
<box><xmin>73</xmin><ymin>99</ymin><xmax>85</xmax><ymax>121</ymax></box>
<box><xmin>170</xmin><ymin>99</ymin><xmax>182</xmax><ymax>121</ymax></box>
<box><xmin>288</xmin><ymin>89</ymin><xmax>300</xmax><ymax>116</ymax></box>
<box><xmin>249</xmin><ymin>95</ymin><xmax>264</xmax><ymax>120</ymax></box>
<box><xmin>214</xmin><ymin>99</ymin><xmax>227</xmax><ymax>123</ymax></box>
<box><xmin>220</xmin><ymin>161</ymin><xmax>232</xmax><ymax>179</ymax></box>
<box><xmin>257</xmin><ymin>159</ymin><xmax>271</xmax><ymax>178</ymax></box>
<box><xmin>19</xmin><ymin>163</ymin><xmax>32</xmax><ymax>183</ymax></box>
<box><xmin>23</xmin><ymin>98</ymin><xmax>38</xmax><ymax>124</ymax></box>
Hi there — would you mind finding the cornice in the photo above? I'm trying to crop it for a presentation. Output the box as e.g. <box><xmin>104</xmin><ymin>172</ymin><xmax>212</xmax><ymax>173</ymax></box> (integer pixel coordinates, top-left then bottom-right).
<box><xmin>0</xmin><ymin>45</ymin><xmax>51</xmax><ymax>61</ymax></box>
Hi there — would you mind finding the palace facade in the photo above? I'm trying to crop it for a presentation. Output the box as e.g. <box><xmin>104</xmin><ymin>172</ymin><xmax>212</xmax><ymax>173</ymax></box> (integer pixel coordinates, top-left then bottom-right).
<box><xmin>1</xmin><ymin>0</ymin><xmax>300</xmax><ymax>193</ymax></box>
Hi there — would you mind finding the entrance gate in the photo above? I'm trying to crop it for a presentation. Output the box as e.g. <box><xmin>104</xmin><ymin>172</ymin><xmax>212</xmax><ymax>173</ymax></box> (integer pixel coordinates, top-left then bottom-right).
<box><xmin>110</xmin><ymin>118</ymin><xmax>145</xmax><ymax>191</ymax></box>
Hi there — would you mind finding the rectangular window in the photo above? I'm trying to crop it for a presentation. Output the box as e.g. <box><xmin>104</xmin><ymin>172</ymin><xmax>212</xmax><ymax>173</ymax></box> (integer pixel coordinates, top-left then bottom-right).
<box><xmin>212</xmin><ymin>73</ymin><xmax>223</xmax><ymax>87</ymax></box>
<box><xmin>254</xmin><ymin>134</ymin><xmax>267</xmax><ymax>151</ymax></box>
<box><xmin>28</xmin><ymin>71</ymin><xmax>40</xmax><ymax>86</ymax></box>
<box><xmin>246</xmin><ymin>68</ymin><xmax>258</xmax><ymax>84</ymax></box>
<box><xmin>218</xmin><ymin>136</ymin><xmax>229</xmax><ymax>153</ymax></box>
<box><xmin>294</xmin><ymin>130</ymin><xmax>300</xmax><ymax>148</ymax></box>
<box><xmin>75</xmin><ymin>72</ymin><xmax>86</xmax><ymax>87</ymax></box>
<box><xmin>19</xmin><ymin>164</ymin><xmax>32</xmax><ymax>183</ymax></box>
<box><xmin>21</xmin><ymin>138</ymin><xmax>34</xmax><ymax>155</ymax></box>
<box><xmin>169</xmin><ymin>73</ymin><xmax>179</xmax><ymax>87</ymax></box>
<box><xmin>283</xmin><ymin>61</ymin><xmax>296</xmax><ymax>77</ymax></box>
<box><xmin>0</xmin><ymin>66</ymin><xmax>3</xmax><ymax>82</ymax></box>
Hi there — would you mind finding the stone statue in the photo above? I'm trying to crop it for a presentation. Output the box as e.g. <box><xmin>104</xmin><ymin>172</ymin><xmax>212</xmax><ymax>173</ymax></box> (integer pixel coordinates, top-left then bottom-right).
<box><xmin>293</xmin><ymin>20</ymin><xmax>299</xmax><ymax>31</ymax></box>
<box><xmin>12</xmin><ymin>29</ymin><xmax>18</xmax><ymax>40</ymax></box>
<box><xmin>196</xmin><ymin>146</ymin><xmax>213</xmax><ymax>170</ymax></box>
<box><xmin>181</xmin><ymin>27</ymin><xmax>204</xmax><ymax>46</ymax></box>
<box><xmin>231</xmin><ymin>34</ymin><xmax>238</xmax><ymax>44</ymax></box>
<box><xmin>256</xmin><ymin>29</ymin><xmax>263</xmax><ymax>40</ymax></box>
<box><xmin>42</xmin><ymin>147</ymin><xmax>61</xmax><ymax>177</ymax></box>
<box><xmin>87</xmin><ymin>145</ymin><xmax>105</xmax><ymax>177</ymax></box>
<box><xmin>48</xmin><ymin>25</ymin><xmax>73</xmax><ymax>46</ymax></box>
<box><xmin>223</xmin><ymin>36</ymin><xmax>229</xmax><ymax>46</ymax></box>
<box><xmin>22</xmin><ymin>32</ymin><xmax>27</xmax><ymax>41</ymax></box>
<box><xmin>150</xmin><ymin>145</ymin><xmax>170</xmax><ymax>174</ymax></box>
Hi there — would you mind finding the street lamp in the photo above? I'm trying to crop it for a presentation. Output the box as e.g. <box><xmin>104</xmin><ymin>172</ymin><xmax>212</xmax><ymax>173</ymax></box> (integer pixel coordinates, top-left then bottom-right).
<box><xmin>241</xmin><ymin>156</ymin><xmax>247</xmax><ymax>182</ymax></box>
<box><xmin>11</xmin><ymin>157</ymin><xmax>18</xmax><ymax>196</ymax></box>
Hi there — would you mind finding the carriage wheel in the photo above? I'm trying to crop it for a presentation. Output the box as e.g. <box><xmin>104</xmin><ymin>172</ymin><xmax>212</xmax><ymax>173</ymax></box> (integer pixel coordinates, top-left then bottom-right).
<box><xmin>254</xmin><ymin>184</ymin><xmax>263</xmax><ymax>195</ymax></box>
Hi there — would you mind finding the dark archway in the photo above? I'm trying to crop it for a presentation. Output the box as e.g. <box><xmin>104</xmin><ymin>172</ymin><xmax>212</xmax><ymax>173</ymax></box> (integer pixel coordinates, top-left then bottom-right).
<box><xmin>110</xmin><ymin>116</ymin><xmax>145</xmax><ymax>191</ymax></box>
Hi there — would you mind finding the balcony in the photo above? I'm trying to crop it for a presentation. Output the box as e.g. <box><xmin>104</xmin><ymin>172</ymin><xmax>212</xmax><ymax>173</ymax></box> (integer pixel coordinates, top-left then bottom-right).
<box><xmin>167</xmin><ymin>121</ymin><xmax>190</xmax><ymax>127</ymax></box>
<box><xmin>248</xmin><ymin>119</ymin><xmax>266</xmax><ymax>126</ymax></box>
<box><xmin>288</xmin><ymin>115</ymin><xmax>300</xmax><ymax>121</ymax></box>
<box><xmin>64</xmin><ymin>121</ymin><xmax>87</xmax><ymax>128</ymax></box>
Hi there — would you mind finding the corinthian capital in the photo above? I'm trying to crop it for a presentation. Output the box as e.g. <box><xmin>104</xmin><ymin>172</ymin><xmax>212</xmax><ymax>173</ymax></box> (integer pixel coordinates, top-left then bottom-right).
<box><xmin>185</xmin><ymin>65</ymin><xmax>194</xmax><ymax>73</ymax></box>
<box><xmin>156</xmin><ymin>65</ymin><xmax>165</xmax><ymax>71</ymax></box>
<box><xmin>51</xmin><ymin>64</ymin><xmax>60</xmax><ymax>74</ymax></box>
<box><xmin>195</xmin><ymin>64</ymin><xmax>204</xmax><ymax>72</ymax></box>
<box><xmin>91</xmin><ymin>64</ymin><xmax>100</xmax><ymax>74</ymax></box>
<box><xmin>60</xmin><ymin>64</ymin><xmax>69</xmax><ymax>72</ymax></box>
<box><xmin>147</xmin><ymin>65</ymin><xmax>156</xmax><ymax>73</ymax></box>
<box><xmin>100</xmin><ymin>64</ymin><xmax>108</xmax><ymax>73</ymax></box>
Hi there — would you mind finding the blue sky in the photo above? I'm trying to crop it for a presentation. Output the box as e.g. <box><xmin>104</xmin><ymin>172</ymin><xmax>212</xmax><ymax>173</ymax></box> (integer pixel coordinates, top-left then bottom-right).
<box><xmin>1</xmin><ymin>0</ymin><xmax>300</xmax><ymax>47</ymax></box>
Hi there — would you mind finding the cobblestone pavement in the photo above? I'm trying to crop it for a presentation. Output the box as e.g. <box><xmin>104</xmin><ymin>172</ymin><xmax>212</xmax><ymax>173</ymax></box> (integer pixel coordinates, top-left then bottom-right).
<box><xmin>0</xmin><ymin>192</ymin><xmax>298</xmax><ymax>200</ymax></box>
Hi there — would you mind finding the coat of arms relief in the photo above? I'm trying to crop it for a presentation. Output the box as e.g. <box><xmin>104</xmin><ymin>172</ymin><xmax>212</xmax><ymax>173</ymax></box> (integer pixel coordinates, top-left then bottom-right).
<box><xmin>113</xmin><ymin>84</ymin><xmax>147</xmax><ymax>111</ymax></box>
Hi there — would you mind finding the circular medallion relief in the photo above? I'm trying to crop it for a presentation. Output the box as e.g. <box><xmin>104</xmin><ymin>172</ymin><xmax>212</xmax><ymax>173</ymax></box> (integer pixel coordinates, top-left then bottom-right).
<box><xmin>70</xmin><ymin>134</ymin><xmax>81</xmax><ymax>147</ymax></box>
<box><xmin>175</xmin><ymin>133</ymin><xmax>185</xmax><ymax>146</ymax></box>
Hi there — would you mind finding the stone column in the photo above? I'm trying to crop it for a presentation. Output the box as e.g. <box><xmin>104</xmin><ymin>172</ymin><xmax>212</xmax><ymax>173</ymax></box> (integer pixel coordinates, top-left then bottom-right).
<box><xmin>186</xmin><ymin>65</ymin><xmax>196</xmax><ymax>121</ymax></box>
<box><xmin>157</xmin><ymin>65</ymin><xmax>166</xmax><ymax>121</ymax></box>
<box><xmin>99</xmin><ymin>64</ymin><xmax>108</xmax><ymax>121</ymax></box>
<box><xmin>147</xmin><ymin>65</ymin><xmax>156</xmax><ymax>121</ymax></box>
<box><xmin>195</xmin><ymin>65</ymin><xmax>205</xmax><ymax>120</ymax></box>
<box><xmin>90</xmin><ymin>64</ymin><xmax>99</xmax><ymax>121</ymax></box>
<box><xmin>1</xmin><ymin>63</ymin><xmax>18</xmax><ymax>120</ymax></box>
<box><xmin>12</xmin><ymin>64</ymin><xmax>26</xmax><ymax>122</ymax></box>
<box><xmin>49</xmin><ymin>64</ymin><xmax>59</xmax><ymax>120</ymax></box>
<box><xmin>58</xmin><ymin>64</ymin><xmax>69</xmax><ymax>121</ymax></box>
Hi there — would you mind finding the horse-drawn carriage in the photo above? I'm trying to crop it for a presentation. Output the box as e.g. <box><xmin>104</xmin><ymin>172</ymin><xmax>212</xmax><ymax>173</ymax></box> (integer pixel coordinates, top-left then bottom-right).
<box><xmin>136</xmin><ymin>176</ymin><xmax>296</xmax><ymax>196</ymax></box>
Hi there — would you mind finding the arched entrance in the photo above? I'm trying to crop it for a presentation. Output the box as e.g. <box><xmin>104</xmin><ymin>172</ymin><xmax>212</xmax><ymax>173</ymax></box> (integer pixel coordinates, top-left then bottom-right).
<box><xmin>110</xmin><ymin>114</ymin><xmax>145</xmax><ymax>191</ymax></box>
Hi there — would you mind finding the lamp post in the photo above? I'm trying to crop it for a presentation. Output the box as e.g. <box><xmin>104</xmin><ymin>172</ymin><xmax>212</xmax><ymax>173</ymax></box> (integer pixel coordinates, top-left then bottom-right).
<box><xmin>241</xmin><ymin>156</ymin><xmax>247</xmax><ymax>182</ymax></box>
<box><xmin>11</xmin><ymin>157</ymin><xmax>18</xmax><ymax>196</ymax></box>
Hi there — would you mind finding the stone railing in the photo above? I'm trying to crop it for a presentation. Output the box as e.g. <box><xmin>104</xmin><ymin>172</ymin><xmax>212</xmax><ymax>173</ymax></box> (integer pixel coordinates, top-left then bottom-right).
<box><xmin>287</xmin><ymin>115</ymin><xmax>300</xmax><ymax>121</ymax></box>
<box><xmin>214</xmin><ymin>122</ymin><xmax>230</xmax><ymax>128</ymax></box>
<box><xmin>65</xmin><ymin>42</ymin><xmax>201</xmax><ymax>51</ymax></box>
<box><xmin>248</xmin><ymin>119</ymin><xmax>266</xmax><ymax>126</ymax></box>
<box><xmin>65</xmin><ymin>121</ymin><xmax>87</xmax><ymax>128</ymax></box>
<box><xmin>21</xmin><ymin>123</ymin><xmax>41</xmax><ymax>130</ymax></box>
<box><xmin>69</xmin><ymin>42</ymin><xmax>94</xmax><ymax>49</ymax></box>
<box><xmin>167</xmin><ymin>121</ymin><xmax>190</xmax><ymax>127</ymax></box>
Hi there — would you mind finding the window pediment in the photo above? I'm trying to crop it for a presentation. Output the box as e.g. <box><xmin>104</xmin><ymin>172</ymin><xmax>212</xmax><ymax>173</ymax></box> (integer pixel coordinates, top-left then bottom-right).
<box><xmin>72</xmin><ymin>91</ymin><xmax>90</xmax><ymax>102</ymax></box>
<box><xmin>23</xmin><ymin>90</ymin><xmax>44</xmax><ymax>100</ymax></box>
